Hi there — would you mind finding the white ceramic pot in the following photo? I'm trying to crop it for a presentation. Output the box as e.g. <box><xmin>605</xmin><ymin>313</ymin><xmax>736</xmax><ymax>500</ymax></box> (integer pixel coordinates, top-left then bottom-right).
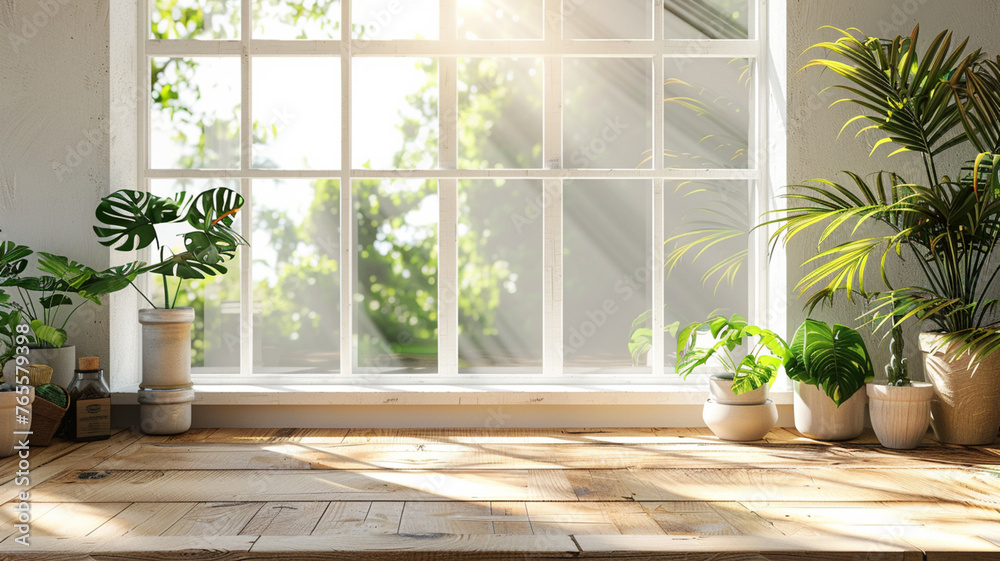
<box><xmin>867</xmin><ymin>382</ymin><xmax>933</xmax><ymax>450</ymax></box>
<box><xmin>3</xmin><ymin>346</ymin><xmax>76</xmax><ymax>388</ymax></box>
<box><xmin>0</xmin><ymin>387</ymin><xmax>35</xmax><ymax>457</ymax></box>
<box><xmin>138</xmin><ymin>308</ymin><xmax>195</xmax><ymax>435</ymax></box>
<box><xmin>709</xmin><ymin>375</ymin><xmax>768</xmax><ymax>405</ymax></box>
<box><xmin>919</xmin><ymin>333</ymin><xmax>1000</xmax><ymax>445</ymax></box>
<box><xmin>793</xmin><ymin>381</ymin><xmax>866</xmax><ymax>441</ymax></box>
<box><xmin>702</xmin><ymin>399</ymin><xmax>777</xmax><ymax>441</ymax></box>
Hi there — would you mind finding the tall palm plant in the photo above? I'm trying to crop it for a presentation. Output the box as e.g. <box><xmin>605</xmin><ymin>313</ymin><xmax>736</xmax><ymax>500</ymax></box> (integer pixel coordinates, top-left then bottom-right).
<box><xmin>765</xmin><ymin>25</ymin><xmax>1000</xmax><ymax>358</ymax></box>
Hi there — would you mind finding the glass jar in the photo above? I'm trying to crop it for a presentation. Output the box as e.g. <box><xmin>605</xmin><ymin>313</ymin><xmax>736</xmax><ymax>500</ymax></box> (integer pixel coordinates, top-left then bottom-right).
<box><xmin>63</xmin><ymin>357</ymin><xmax>111</xmax><ymax>442</ymax></box>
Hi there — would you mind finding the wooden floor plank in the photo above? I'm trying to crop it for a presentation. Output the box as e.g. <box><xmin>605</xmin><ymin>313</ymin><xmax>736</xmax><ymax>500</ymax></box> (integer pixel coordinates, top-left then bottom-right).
<box><xmin>160</xmin><ymin>502</ymin><xmax>264</xmax><ymax>536</ymax></box>
<box><xmin>240</xmin><ymin>502</ymin><xmax>329</xmax><ymax>536</ymax></box>
<box><xmin>398</xmin><ymin>501</ymin><xmax>494</xmax><ymax>535</ymax></box>
<box><xmin>311</xmin><ymin>501</ymin><xmax>405</xmax><ymax>535</ymax></box>
<box><xmin>526</xmin><ymin>502</ymin><xmax>620</xmax><ymax>535</ymax></box>
<box><xmin>490</xmin><ymin>502</ymin><xmax>531</xmax><ymax>534</ymax></box>
<box><xmin>88</xmin><ymin>502</ymin><xmax>196</xmax><ymax>538</ymax></box>
<box><xmin>253</xmin><ymin>533</ymin><xmax>580</xmax><ymax>553</ymax></box>
<box><xmin>3</xmin><ymin>502</ymin><xmax>129</xmax><ymax>539</ymax></box>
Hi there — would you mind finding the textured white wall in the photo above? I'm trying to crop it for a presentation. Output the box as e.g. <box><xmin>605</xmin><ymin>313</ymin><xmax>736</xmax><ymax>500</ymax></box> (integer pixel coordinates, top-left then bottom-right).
<box><xmin>786</xmin><ymin>0</ymin><xmax>1000</xmax><ymax>378</ymax></box>
<box><xmin>0</xmin><ymin>1</ymin><xmax>112</xmax><ymax>364</ymax></box>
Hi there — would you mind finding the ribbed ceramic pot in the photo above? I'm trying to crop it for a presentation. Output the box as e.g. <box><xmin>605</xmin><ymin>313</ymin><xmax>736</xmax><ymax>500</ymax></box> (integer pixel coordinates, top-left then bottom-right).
<box><xmin>709</xmin><ymin>375</ymin><xmax>769</xmax><ymax>405</ymax></box>
<box><xmin>867</xmin><ymin>382</ymin><xmax>933</xmax><ymax>449</ymax></box>
<box><xmin>919</xmin><ymin>333</ymin><xmax>1000</xmax><ymax>445</ymax></box>
<box><xmin>793</xmin><ymin>381</ymin><xmax>866</xmax><ymax>441</ymax></box>
<box><xmin>138</xmin><ymin>308</ymin><xmax>195</xmax><ymax>435</ymax></box>
<box><xmin>0</xmin><ymin>387</ymin><xmax>34</xmax><ymax>457</ymax></box>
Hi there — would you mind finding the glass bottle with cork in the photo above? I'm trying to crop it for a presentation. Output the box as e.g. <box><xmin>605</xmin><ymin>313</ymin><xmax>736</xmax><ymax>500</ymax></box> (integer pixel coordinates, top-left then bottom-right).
<box><xmin>63</xmin><ymin>356</ymin><xmax>111</xmax><ymax>441</ymax></box>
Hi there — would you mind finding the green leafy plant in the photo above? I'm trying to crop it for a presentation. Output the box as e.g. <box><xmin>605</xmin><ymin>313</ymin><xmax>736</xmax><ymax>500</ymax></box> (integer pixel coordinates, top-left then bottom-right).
<box><xmin>0</xmin><ymin>241</ymin><xmax>142</xmax><ymax>349</ymax></box>
<box><xmin>785</xmin><ymin>319</ymin><xmax>874</xmax><ymax>406</ymax></box>
<box><xmin>93</xmin><ymin>188</ymin><xmax>247</xmax><ymax>309</ymax></box>
<box><xmin>763</xmin><ymin>25</ymin><xmax>1000</xmax><ymax>359</ymax></box>
<box><xmin>675</xmin><ymin>313</ymin><xmax>788</xmax><ymax>394</ymax></box>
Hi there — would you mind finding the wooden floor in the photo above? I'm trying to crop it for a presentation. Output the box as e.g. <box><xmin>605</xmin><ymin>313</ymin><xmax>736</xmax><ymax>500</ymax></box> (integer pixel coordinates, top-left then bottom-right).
<box><xmin>1</xmin><ymin>427</ymin><xmax>1000</xmax><ymax>560</ymax></box>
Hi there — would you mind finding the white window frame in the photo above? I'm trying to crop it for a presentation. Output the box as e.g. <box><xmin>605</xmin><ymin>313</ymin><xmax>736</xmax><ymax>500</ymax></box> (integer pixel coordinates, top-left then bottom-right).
<box><xmin>114</xmin><ymin>0</ymin><xmax>785</xmax><ymax>387</ymax></box>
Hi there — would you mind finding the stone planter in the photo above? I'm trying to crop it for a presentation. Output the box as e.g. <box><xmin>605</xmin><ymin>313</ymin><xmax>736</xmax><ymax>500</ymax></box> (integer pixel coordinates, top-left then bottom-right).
<box><xmin>793</xmin><ymin>381</ymin><xmax>866</xmax><ymax>441</ymax></box>
<box><xmin>138</xmin><ymin>308</ymin><xmax>196</xmax><ymax>435</ymax></box>
<box><xmin>0</xmin><ymin>387</ymin><xmax>34</xmax><ymax>457</ymax></box>
<box><xmin>867</xmin><ymin>382</ymin><xmax>933</xmax><ymax>450</ymax></box>
<box><xmin>3</xmin><ymin>346</ymin><xmax>76</xmax><ymax>388</ymax></box>
<box><xmin>919</xmin><ymin>332</ymin><xmax>1000</xmax><ymax>445</ymax></box>
<box><xmin>701</xmin><ymin>374</ymin><xmax>776</xmax><ymax>441</ymax></box>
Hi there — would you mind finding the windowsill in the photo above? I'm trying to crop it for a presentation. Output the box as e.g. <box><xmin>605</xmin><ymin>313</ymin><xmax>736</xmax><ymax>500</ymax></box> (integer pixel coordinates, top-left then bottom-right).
<box><xmin>111</xmin><ymin>384</ymin><xmax>795</xmax><ymax>406</ymax></box>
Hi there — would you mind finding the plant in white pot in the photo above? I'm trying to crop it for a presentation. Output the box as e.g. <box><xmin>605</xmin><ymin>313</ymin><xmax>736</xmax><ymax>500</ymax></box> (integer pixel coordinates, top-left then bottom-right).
<box><xmin>867</xmin><ymin>318</ymin><xmax>934</xmax><ymax>449</ymax></box>
<box><xmin>0</xmin><ymin>241</ymin><xmax>141</xmax><ymax>387</ymax></box>
<box><xmin>785</xmin><ymin>319</ymin><xmax>873</xmax><ymax>441</ymax></box>
<box><xmin>676</xmin><ymin>314</ymin><xmax>787</xmax><ymax>441</ymax></box>
<box><xmin>765</xmin><ymin>25</ymin><xmax>1000</xmax><ymax>445</ymax></box>
<box><xmin>93</xmin><ymin>188</ymin><xmax>246</xmax><ymax>435</ymax></box>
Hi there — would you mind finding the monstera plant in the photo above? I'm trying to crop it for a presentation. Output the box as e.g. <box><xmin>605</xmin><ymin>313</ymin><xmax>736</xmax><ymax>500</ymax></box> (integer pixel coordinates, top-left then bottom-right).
<box><xmin>93</xmin><ymin>187</ymin><xmax>246</xmax><ymax>436</ymax></box>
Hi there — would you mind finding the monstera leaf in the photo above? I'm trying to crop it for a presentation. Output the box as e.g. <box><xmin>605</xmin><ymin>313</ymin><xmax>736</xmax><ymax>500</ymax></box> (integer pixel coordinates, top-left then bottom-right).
<box><xmin>93</xmin><ymin>190</ymin><xmax>188</xmax><ymax>251</ymax></box>
<box><xmin>0</xmin><ymin>241</ymin><xmax>31</xmax><ymax>278</ymax></box>
<box><xmin>186</xmin><ymin>188</ymin><xmax>244</xmax><ymax>232</ymax></box>
<box><xmin>36</xmin><ymin>253</ymin><xmax>144</xmax><ymax>302</ymax></box>
<box><xmin>29</xmin><ymin>319</ymin><xmax>67</xmax><ymax>349</ymax></box>
<box><xmin>785</xmin><ymin>319</ymin><xmax>874</xmax><ymax>406</ymax></box>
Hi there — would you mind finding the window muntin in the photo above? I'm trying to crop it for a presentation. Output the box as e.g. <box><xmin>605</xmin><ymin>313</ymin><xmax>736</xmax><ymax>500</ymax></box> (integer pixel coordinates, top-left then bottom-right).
<box><xmin>144</xmin><ymin>0</ymin><xmax>767</xmax><ymax>381</ymax></box>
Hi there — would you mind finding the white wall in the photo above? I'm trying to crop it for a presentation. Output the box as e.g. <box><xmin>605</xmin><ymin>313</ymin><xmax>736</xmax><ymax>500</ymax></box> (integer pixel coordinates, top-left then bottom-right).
<box><xmin>786</xmin><ymin>0</ymin><xmax>1000</xmax><ymax>377</ymax></box>
<box><xmin>0</xmin><ymin>1</ymin><xmax>112</xmax><ymax>363</ymax></box>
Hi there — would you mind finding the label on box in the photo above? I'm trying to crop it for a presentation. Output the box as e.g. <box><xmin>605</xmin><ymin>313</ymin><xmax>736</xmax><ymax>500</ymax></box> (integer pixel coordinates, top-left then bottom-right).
<box><xmin>75</xmin><ymin>397</ymin><xmax>110</xmax><ymax>438</ymax></box>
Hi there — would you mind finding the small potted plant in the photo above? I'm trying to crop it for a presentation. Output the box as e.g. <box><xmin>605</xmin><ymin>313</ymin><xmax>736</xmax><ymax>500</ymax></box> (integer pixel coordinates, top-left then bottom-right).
<box><xmin>676</xmin><ymin>314</ymin><xmax>787</xmax><ymax>441</ymax></box>
<box><xmin>784</xmin><ymin>319</ymin><xmax>873</xmax><ymax>441</ymax></box>
<box><xmin>0</xmin><ymin>241</ymin><xmax>140</xmax><ymax>387</ymax></box>
<box><xmin>867</xmin><ymin>317</ymin><xmax>934</xmax><ymax>449</ymax></box>
<box><xmin>0</xmin><ymin>311</ymin><xmax>34</xmax><ymax>457</ymax></box>
<box><xmin>93</xmin><ymin>187</ymin><xmax>246</xmax><ymax>435</ymax></box>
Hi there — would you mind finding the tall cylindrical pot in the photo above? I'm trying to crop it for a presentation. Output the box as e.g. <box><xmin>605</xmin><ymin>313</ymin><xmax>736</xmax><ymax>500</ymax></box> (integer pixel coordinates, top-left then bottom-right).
<box><xmin>138</xmin><ymin>308</ymin><xmax>195</xmax><ymax>435</ymax></box>
<box><xmin>919</xmin><ymin>333</ymin><xmax>1000</xmax><ymax>445</ymax></box>
<box><xmin>793</xmin><ymin>381</ymin><xmax>866</xmax><ymax>441</ymax></box>
<box><xmin>867</xmin><ymin>382</ymin><xmax>933</xmax><ymax>450</ymax></box>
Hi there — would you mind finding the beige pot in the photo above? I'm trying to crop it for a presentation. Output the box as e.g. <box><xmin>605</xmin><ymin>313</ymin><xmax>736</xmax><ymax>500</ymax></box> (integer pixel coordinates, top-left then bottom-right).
<box><xmin>867</xmin><ymin>382</ymin><xmax>934</xmax><ymax>450</ymax></box>
<box><xmin>709</xmin><ymin>375</ymin><xmax>769</xmax><ymax>404</ymax></box>
<box><xmin>793</xmin><ymin>381</ymin><xmax>867</xmax><ymax>441</ymax></box>
<box><xmin>919</xmin><ymin>333</ymin><xmax>1000</xmax><ymax>445</ymax></box>
<box><xmin>0</xmin><ymin>387</ymin><xmax>35</xmax><ymax>457</ymax></box>
<box><xmin>702</xmin><ymin>399</ymin><xmax>777</xmax><ymax>441</ymax></box>
<box><xmin>138</xmin><ymin>308</ymin><xmax>195</xmax><ymax>436</ymax></box>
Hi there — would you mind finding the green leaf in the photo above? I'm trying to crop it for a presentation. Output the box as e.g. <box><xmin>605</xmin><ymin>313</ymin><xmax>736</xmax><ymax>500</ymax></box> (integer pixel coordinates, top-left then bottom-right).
<box><xmin>29</xmin><ymin>319</ymin><xmax>67</xmax><ymax>348</ymax></box>
<box><xmin>93</xmin><ymin>190</ymin><xmax>186</xmax><ymax>251</ymax></box>
<box><xmin>785</xmin><ymin>319</ymin><xmax>874</xmax><ymax>405</ymax></box>
<box><xmin>39</xmin><ymin>294</ymin><xmax>73</xmax><ymax>309</ymax></box>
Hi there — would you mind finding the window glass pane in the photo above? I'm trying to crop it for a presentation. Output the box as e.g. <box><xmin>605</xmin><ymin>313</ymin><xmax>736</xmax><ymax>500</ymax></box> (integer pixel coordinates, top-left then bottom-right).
<box><xmin>252</xmin><ymin>58</ymin><xmax>341</xmax><ymax>170</ymax></box>
<box><xmin>459</xmin><ymin>58</ymin><xmax>542</xmax><ymax>169</ymax></box>
<box><xmin>152</xmin><ymin>0</ymin><xmax>240</xmax><ymax>39</ymax></box>
<box><xmin>353</xmin><ymin>0</ymin><xmax>439</xmax><ymax>39</ymax></box>
<box><xmin>665</xmin><ymin>0</ymin><xmax>750</xmax><ymax>40</ymax></box>
<box><xmin>565</xmin><ymin>0</ymin><xmax>650</xmax><ymax>40</ymax></box>
<box><xmin>149</xmin><ymin>180</ymin><xmax>244</xmax><ymax>372</ymax></box>
<box><xmin>564</xmin><ymin>180</ymin><xmax>652</xmax><ymax>372</ymax></box>
<box><xmin>253</xmin><ymin>179</ymin><xmax>341</xmax><ymax>374</ymax></box>
<box><xmin>353</xmin><ymin>58</ymin><xmax>438</xmax><ymax>169</ymax></box>
<box><xmin>664</xmin><ymin>57</ymin><xmax>752</xmax><ymax>169</ymax></box>
<box><xmin>253</xmin><ymin>0</ymin><xmax>342</xmax><ymax>39</ymax></box>
<box><xmin>151</xmin><ymin>57</ymin><xmax>241</xmax><ymax>169</ymax></box>
<box><xmin>564</xmin><ymin>58</ymin><xmax>652</xmax><ymax>169</ymax></box>
<box><xmin>458</xmin><ymin>0</ymin><xmax>542</xmax><ymax>40</ymax></box>
<box><xmin>458</xmin><ymin>180</ymin><xmax>543</xmax><ymax>372</ymax></box>
<box><xmin>355</xmin><ymin>179</ymin><xmax>439</xmax><ymax>372</ymax></box>
<box><xmin>662</xmin><ymin>180</ymin><xmax>750</xmax><ymax>369</ymax></box>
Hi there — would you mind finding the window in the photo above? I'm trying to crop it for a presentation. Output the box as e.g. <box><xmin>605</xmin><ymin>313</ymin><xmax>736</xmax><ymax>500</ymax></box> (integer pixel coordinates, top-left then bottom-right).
<box><xmin>142</xmin><ymin>0</ymin><xmax>773</xmax><ymax>382</ymax></box>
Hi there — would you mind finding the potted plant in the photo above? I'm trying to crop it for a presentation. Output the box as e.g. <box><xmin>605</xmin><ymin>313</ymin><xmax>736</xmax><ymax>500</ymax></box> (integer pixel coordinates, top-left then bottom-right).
<box><xmin>867</xmin><ymin>317</ymin><xmax>934</xmax><ymax>449</ymax></box>
<box><xmin>784</xmin><ymin>319</ymin><xmax>873</xmax><ymax>441</ymax></box>
<box><xmin>765</xmin><ymin>25</ymin><xmax>1000</xmax><ymax>444</ymax></box>
<box><xmin>0</xmin><ymin>316</ymin><xmax>33</xmax><ymax>457</ymax></box>
<box><xmin>0</xmin><ymin>241</ymin><xmax>140</xmax><ymax>387</ymax></box>
<box><xmin>676</xmin><ymin>314</ymin><xmax>786</xmax><ymax>441</ymax></box>
<box><xmin>93</xmin><ymin>187</ymin><xmax>246</xmax><ymax>435</ymax></box>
